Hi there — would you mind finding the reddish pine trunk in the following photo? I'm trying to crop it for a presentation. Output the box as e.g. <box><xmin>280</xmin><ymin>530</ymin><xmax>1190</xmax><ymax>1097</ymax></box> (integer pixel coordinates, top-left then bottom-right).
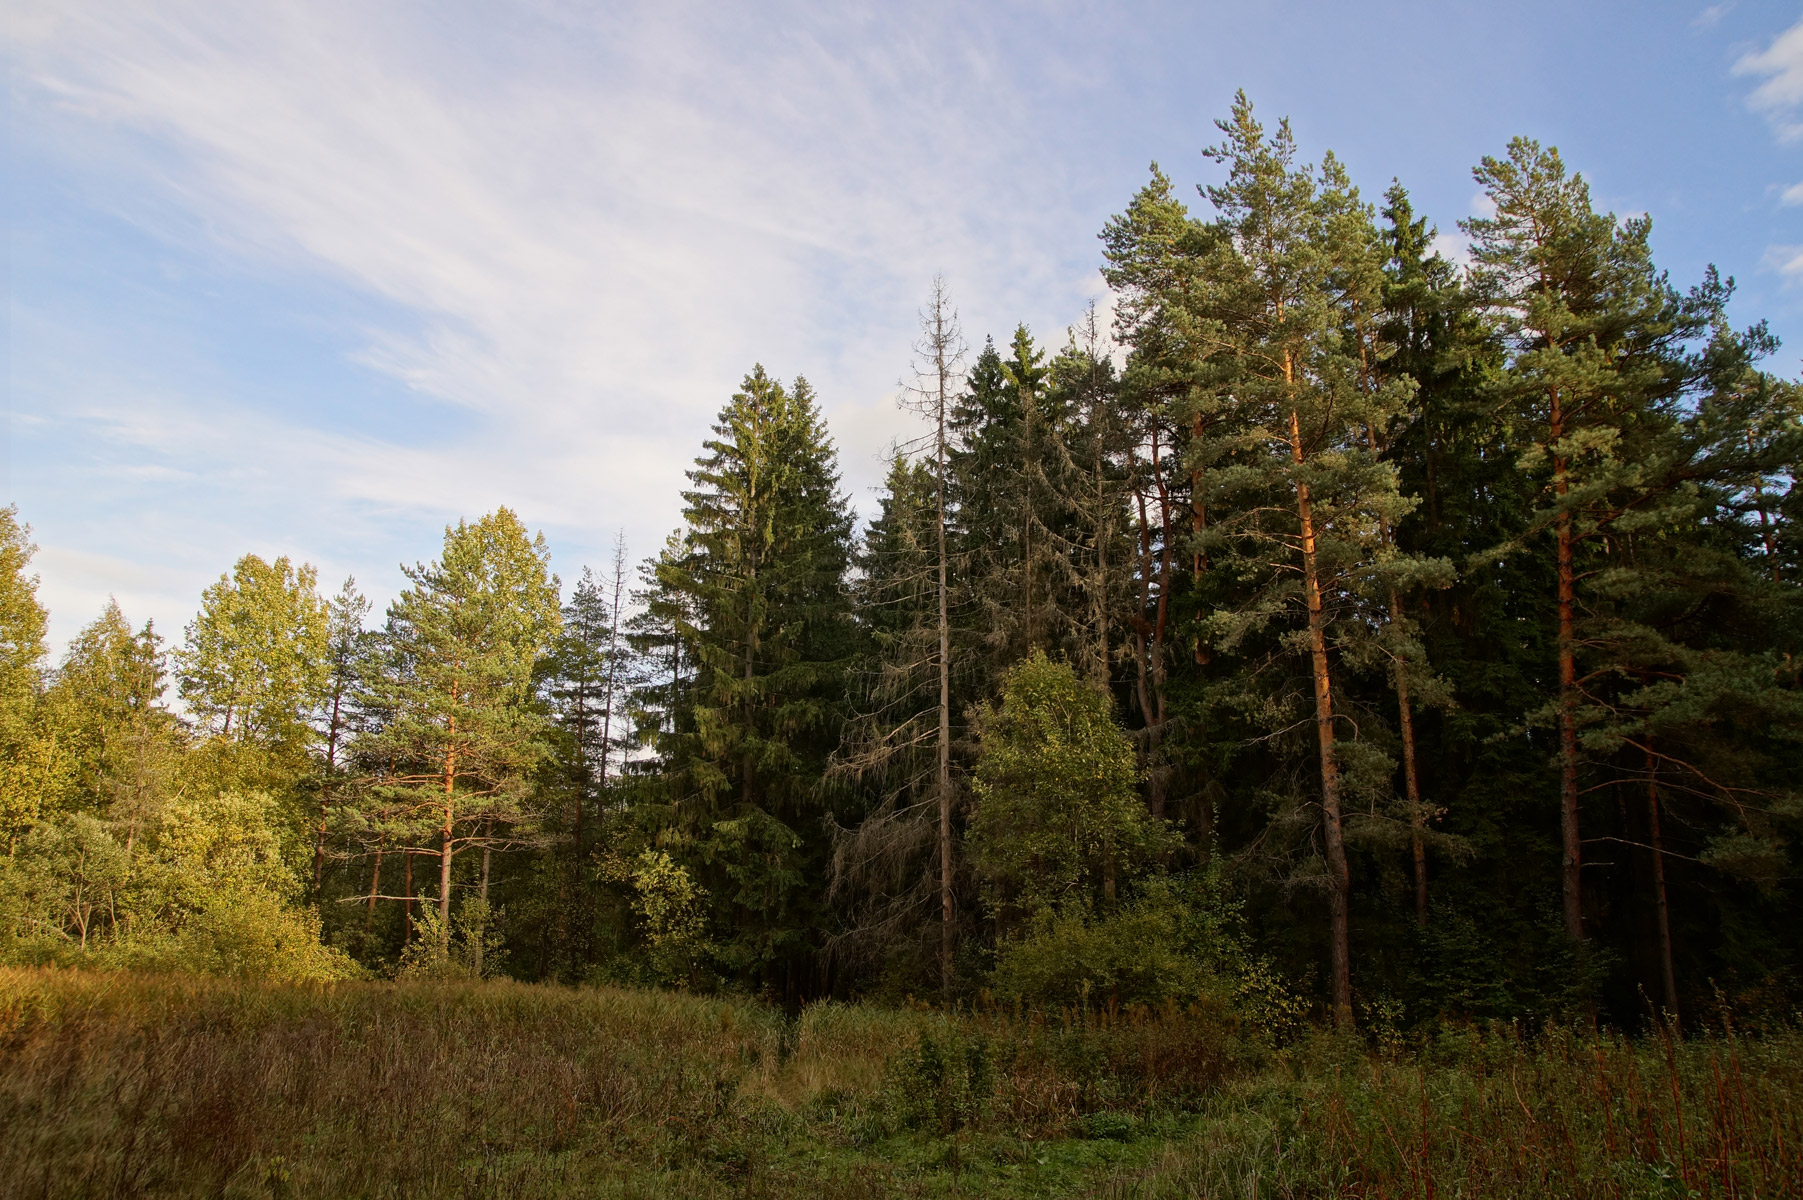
<box><xmin>1291</xmin><ymin>404</ymin><xmax>1352</xmax><ymax>1028</ymax></box>
<box><xmin>440</xmin><ymin>699</ymin><xmax>458</xmax><ymax>944</ymax></box>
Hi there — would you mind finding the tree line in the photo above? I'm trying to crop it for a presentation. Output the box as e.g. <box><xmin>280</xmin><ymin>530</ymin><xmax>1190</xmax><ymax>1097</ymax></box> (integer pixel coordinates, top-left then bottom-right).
<box><xmin>3</xmin><ymin>97</ymin><xmax>1798</xmax><ymax>1030</ymax></box>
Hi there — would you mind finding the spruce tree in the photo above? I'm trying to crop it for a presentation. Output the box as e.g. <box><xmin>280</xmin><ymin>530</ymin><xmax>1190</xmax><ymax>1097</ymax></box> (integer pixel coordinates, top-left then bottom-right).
<box><xmin>45</xmin><ymin>602</ymin><xmax>177</xmax><ymax>849</ymax></box>
<box><xmin>649</xmin><ymin>366</ymin><xmax>856</xmax><ymax>993</ymax></box>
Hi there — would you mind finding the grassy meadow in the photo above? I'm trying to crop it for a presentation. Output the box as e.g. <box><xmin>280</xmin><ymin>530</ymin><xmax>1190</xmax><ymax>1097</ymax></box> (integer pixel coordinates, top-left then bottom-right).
<box><xmin>2</xmin><ymin>968</ymin><xmax>1800</xmax><ymax>1198</ymax></box>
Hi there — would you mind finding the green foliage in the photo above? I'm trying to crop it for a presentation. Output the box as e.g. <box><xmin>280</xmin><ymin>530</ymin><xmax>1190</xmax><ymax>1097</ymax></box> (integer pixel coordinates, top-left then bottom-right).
<box><xmin>0</xmin><ymin>789</ymin><xmax>355</xmax><ymax>982</ymax></box>
<box><xmin>642</xmin><ymin>366</ymin><xmax>857</xmax><ymax>991</ymax></box>
<box><xmin>177</xmin><ymin>554</ymin><xmax>330</xmax><ymax>755</ymax></box>
<box><xmin>363</xmin><ymin>507</ymin><xmax>561</xmax><ymax>946</ymax></box>
<box><xmin>0</xmin><ymin>508</ymin><xmax>59</xmax><ymax>845</ymax></box>
<box><xmin>970</xmin><ymin>653</ymin><xmax>1172</xmax><ymax>927</ymax></box>
<box><xmin>2</xmin><ymin>97</ymin><xmax>1801</xmax><ymax>1031</ymax></box>
<box><xmin>990</xmin><ymin>871</ymin><xmax>1304</xmax><ymax>1036</ymax></box>
<box><xmin>882</xmin><ymin>1028</ymin><xmax>994</xmax><ymax>1135</ymax></box>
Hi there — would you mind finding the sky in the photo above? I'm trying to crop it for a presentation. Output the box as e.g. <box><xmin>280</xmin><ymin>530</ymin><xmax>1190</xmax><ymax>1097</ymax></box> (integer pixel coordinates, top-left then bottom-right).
<box><xmin>6</xmin><ymin>0</ymin><xmax>1803</xmax><ymax>655</ymax></box>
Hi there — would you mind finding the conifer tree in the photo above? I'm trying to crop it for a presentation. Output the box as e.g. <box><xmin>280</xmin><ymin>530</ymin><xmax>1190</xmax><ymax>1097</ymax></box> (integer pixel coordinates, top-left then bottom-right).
<box><xmin>1162</xmin><ymin>95</ymin><xmax>1423</xmax><ymax>1026</ymax></box>
<box><xmin>1465</xmin><ymin>139</ymin><xmax>1737</xmax><ymax>942</ymax></box>
<box><xmin>830</xmin><ymin>455</ymin><xmax>945</xmax><ymax>982</ymax></box>
<box><xmin>364</xmin><ymin>508</ymin><xmax>560</xmax><ymax>951</ymax></box>
<box><xmin>833</xmin><ymin>280</ymin><xmax>969</xmax><ymax>994</ymax></box>
<box><xmin>544</xmin><ymin>564</ymin><xmax>621</xmax><ymax>850</ymax></box>
<box><xmin>649</xmin><ymin>366</ymin><xmax>856</xmax><ymax>992</ymax></box>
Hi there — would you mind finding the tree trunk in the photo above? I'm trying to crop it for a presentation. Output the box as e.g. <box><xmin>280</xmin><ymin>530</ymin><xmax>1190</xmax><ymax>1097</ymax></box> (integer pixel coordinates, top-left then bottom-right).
<box><xmin>364</xmin><ymin>839</ymin><xmax>383</xmax><ymax>931</ymax></box>
<box><xmin>1191</xmin><ymin>410</ymin><xmax>1210</xmax><ymax>667</ymax></box>
<box><xmin>1292</xmin><ymin>404</ymin><xmax>1352</xmax><ymax>1029</ymax></box>
<box><xmin>314</xmin><ymin>679</ymin><xmax>346</xmax><ymax>895</ymax></box>
<box><xmin>1646</xmin><ymin>747</ymin><xmax>1679</xmax><ymax>1029</ymax></box>
<box><xmin>598</xmin><ymin>533</ymin><xmax>629</xmax><ymax>821</ymax></box>
<box><xmin>474</xmin><ymin>842</ymin><xmax>492</xmax><ymax>976</ymax></box>
<box><xmin>937</xmin><ymin>357</ymin><xmax>955</xmax><ymax>1000</ymax></box>
<box><xmin>403</xmin><ymin>850</ymin><xmax>414</xmax><ymax>943</ymax></box>
<box><xmin>1552</xmin><ymin>391</ymin><xmax>1584</xmax><ymax>942</ymax></box>
<box><xmin>1147</xmin><ymin>429</ymin><xmax>1173</xmax><ymax>820</ymax></box>
<box><xmin>1021</xmin><ymin>380</ymin><xmax>1037</xmax><ymax>654</ymax></box>
<box><xmin>1389</xmin><ymin>585</ymin><xmax>1429</xmax><ymax>927</ymax></box>
<box><xmin>440</xmin><ymin>717</ymin><xmax>456</xmax><ymax>942</ymax></box>
<box><xmin>1131</xmin><ymin>473</ymin><xmax>1156</xmax><ymax>725</ymax></box>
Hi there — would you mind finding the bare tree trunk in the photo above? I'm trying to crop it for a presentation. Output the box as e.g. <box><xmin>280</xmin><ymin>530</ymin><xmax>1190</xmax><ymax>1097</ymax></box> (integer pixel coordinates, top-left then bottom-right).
<box><xmin>598</xmin><ymin>531</ymin><xmax>629</xmax><ymax>807</ymax></box>
<box><xmin>364</xmin><ymin>839</ymin><xmax>383</xmax><ymax>931</ymax></box>
<box><xmin>1646</xmin><ymin>746</ymin><xmax>1678</xmax><ymax>1029</ymax></box>
<box><xmin>1292</xmin><ymin>404</ymin><xmax>1352</xmax><ymax>1029</ymax></box>
<box><xmin>403</xmin><ymin>850</ymin><xmax>414</xmax><ymax>944</ymax></box>
<box><xmin>314</xmin><ymin>683</ymin><xmax>343</xmax><ymax>896</ymax></box>
<box><xmin>933</xmin><ymin>294</ymin><xmax>956</xmax><ymax>1000</ymax></box>
<box><xmin>1021</xmin><ymin>377</ymin><xmax>1037</xmax><ymax>654</ymax></box>
<box><xmin>1389</xmin><ymin>584</ymin><xmax>1429</xmax><ymax>928</ymax></box>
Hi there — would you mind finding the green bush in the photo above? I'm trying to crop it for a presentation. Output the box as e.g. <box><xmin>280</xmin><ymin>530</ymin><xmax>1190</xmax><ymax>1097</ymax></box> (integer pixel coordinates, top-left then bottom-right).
<box><xmin>881</xmin><ymin>1028</ymin><xmax>995</xmax><ymax>1135</ymax></box>
<box><xmin>989</xmin><ymin>868</ymin><xmax>1307</xmax><ymax>1038</ymax></box>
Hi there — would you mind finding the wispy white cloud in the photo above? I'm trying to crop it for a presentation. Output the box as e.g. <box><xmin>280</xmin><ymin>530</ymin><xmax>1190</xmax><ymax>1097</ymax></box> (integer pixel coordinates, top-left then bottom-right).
<box><xmin>9</xmin><ymin>0</ymin><xmax>1118</xmax><ymax>646</ymax></box>
<box><xmin>1694</xmin><ymin>4</ymin><xmax>1735</xmax><ymax>31</ymax></box>
<box><xmin>1764</xmin><ymin>243</ymin><xmax>1803</xmax><ymax>283</ymax></box>
<box><xmin>1782</xmin><ymin>181</ymin><xmax>1803</xmax><ymax>205</ymax></box>
<box><xmin>1734</xmin><ymin>15</ymin><xmax>1803</xmax><ymax>140</ymax></box>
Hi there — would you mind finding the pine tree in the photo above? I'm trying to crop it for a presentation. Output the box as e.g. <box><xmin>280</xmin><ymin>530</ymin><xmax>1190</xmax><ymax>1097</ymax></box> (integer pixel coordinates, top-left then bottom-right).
<box><xmin>1465</xmin><ymin>139</ymin><xmax>1728</xmax><ymax>943</ymax></box>
<box><xmin>364</xmin><ymin>508</ymin><xmax>561</xmax><ymax>952</ymax></box>
<box><xmin>1169</xmin><ymin>95</ymin><xmax>1422</xmax><ymax>1026</ymax></box>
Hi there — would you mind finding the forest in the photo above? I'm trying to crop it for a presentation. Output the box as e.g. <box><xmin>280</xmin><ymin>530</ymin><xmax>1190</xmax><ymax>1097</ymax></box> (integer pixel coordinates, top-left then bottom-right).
<box><xmin>3</xmin><ymin>97</ymin><xmax>1801</xmax><ymax>1044</ymax></box>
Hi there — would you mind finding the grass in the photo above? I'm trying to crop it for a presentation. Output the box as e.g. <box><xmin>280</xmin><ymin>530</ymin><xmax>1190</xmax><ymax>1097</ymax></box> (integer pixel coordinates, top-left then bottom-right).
<box><xmin>1</xmin><ymin>967</ymin><xmax>1798</xmax><ymax>1198</ymax></box>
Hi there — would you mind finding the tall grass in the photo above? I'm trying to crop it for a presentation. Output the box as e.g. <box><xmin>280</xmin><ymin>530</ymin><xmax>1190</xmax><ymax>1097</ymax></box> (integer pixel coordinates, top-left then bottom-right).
<box><xmin>2</xmin><ymin>967</ymin><xmax>1798</xmax><ymax>1198</ymax></box>
<box><xmin>1097</xmin><ymin>1024</ymin><xmax>1803</xmax><ymax>1198</ymax></box>
<box><xmin>0</xmin><ymin>968</ymin><xmax>785</xmax><ymax>1197</ymax></box>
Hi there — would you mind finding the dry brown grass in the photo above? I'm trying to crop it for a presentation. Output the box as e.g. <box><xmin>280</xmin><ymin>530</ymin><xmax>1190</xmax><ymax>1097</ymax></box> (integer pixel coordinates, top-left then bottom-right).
<box><xmin>3</xmin><ymin>967</ymin><xmax>1799</xmax><ymax>1199</ymax></box>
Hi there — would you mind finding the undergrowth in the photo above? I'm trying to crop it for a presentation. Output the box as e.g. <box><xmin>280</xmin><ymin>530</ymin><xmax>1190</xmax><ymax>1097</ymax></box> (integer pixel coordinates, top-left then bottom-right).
<box><xmin>1</xmin><ymin>968</ymin><xmax>1797</xmax><ymax>1198</ymax></box>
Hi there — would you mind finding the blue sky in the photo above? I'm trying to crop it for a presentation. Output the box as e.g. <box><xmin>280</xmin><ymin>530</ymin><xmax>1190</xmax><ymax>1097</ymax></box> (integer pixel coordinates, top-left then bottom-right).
<box><xmin>7</xmin><ymin>1</ymin><xmax>1803</xmax><ymax>653</ymax></box>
